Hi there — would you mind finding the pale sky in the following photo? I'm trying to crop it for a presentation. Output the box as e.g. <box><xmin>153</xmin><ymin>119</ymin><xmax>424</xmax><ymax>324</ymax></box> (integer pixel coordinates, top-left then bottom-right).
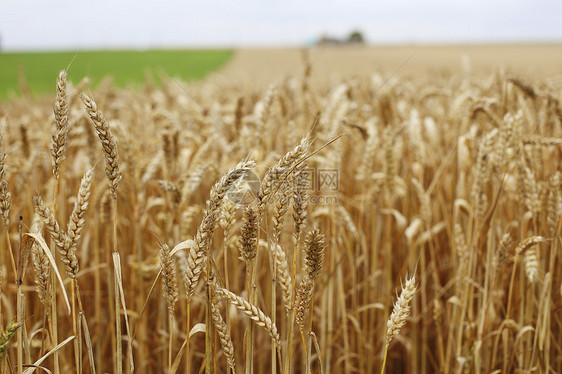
<box><xmin>1</xmin><ymin>0</ymin><xmax>561</xmax><ymax>51</ymax></box>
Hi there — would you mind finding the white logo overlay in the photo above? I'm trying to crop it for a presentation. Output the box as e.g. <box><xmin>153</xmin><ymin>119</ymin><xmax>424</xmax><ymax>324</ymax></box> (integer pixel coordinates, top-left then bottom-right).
<box><xmin>226</xmin><ymin>169</ymin><xmax>261</xmax><ymax>205</ymax></box>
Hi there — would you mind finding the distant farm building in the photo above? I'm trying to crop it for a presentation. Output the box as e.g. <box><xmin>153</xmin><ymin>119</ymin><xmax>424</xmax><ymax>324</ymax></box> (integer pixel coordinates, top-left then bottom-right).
<box><xmin>316</xmin><ymin>31</ymin><xmax>365</xmax><ymax>47</ymax></box>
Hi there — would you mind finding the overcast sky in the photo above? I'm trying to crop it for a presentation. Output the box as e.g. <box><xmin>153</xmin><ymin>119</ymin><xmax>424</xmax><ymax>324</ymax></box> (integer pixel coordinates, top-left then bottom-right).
<box><xmin>1</xmin><ymin>0</ymin><xmax>561</xmax><ymax>51</ymax></box>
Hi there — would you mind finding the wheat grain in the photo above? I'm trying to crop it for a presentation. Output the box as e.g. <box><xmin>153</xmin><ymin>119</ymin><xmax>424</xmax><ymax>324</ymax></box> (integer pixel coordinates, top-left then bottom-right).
<box><xmin>292</xmin><ymin>167</ymin><xmax>309</xmax><ymax>240</ymax></box>
<box><xmin>220</xmin><ymin>197</ymin><xmax>237</xmax><ymax>235</ymax></box>
<box><xmin>141</xmin><ymin>151</ymin><xmax>164</xmax><ymax>187</ymax></box>
<box><xmin>258</xmin><ymin>137</ymin><xmax>310</xmax><ymax>210</ymax></box>
<box><xmin>158</xmin><ymin>180</ymin><xmax>181</xmax><ymax>205</ymax></box>
<box><xmin>67</xmin><ymin>168</ymin><xmax>93</xmax><ymax>252</ymax></box>
<box><xmin>52</xmin><ymin>70</ymin><xmax>69</xmax><ymax>180</ymax></box>
<box><xmin>160</xmin><ymin>244</ymin><xmax>178</xmax><ymax>313</ymax></box>
<box><xmin>471</xmin><ymin>129</ymin><xmax>498</xmax><ymax>221</ymax></box>
<box><xmin>303</xmin><ymin>228</ymin><xmax>325</xmax><ymax>281</ymax></box>
<box><xmin>524</xmin><ymin>247</ymin><xmax>539</xmax><ymax>284</ymax></box>
<box><xmin>239</xmin><ymin>206</ymin><xmax>258</xmax><ymax>264</ymax></box>
<box><xmin>0</xmin><ymin>125</ymin><xmax>11</xmax><ymax>227</ymax></box>
<box><xmin>295</xmin><ymin>274</ymin><xmax>314</xmax><ymax>335</ymax></box>
<box><xmin>80</xmin><ymin>93</ymin><xmax>121</xmax><ymax>197</ymax></box>
<box><xmin>411</xmin><ymin>178</ymin><xmax>431</xmax><ymax>226</ymax></box>
<box><xmin>547</xmin><ymin>172</ymin><xmax>560</xmax><ymax>235</ymax></box>
<box><xmin>515</xmin><ymin>236</ymin><xmax>546</xmax><ymax>256</ymax></box>
<box><xmin>210</xmin><ymin>296</ymin><xmax>236</xmax><ymax>373</ymax></box>
<box><xmin>215</xmin><ymin>286</ymin><xmax>280</xmax><ymax>346</ymax></box>
<box><xmin>454</xmin><ymin>223</ymin><xmax>468</xmax><ymax>261</ymax></box>
<box><xmin>273</xmin><ymin>243</ymin><xmax>293</xmax><ymax>312</ymax></box>
<box><xmin>184</xmin><ymin>160</ymin><xmax>255</xmax><ymax>300</ymax></box>
<box><xmin>32</xmin><ymin>242</ymin><xmax>51</xmax><ymax>313</ymax></box>
<box><xmin>33</xmin><ymin>195</ymin><xmax>78</xmax><ymax>278</ymax></box>
<box><xmin>386</xmin><ymin>274</ymin><xmax>417</xmax><ymax>346</ymax></box>
<box><xmin>272</xmin><ymin>179</ymin><xmax>291</xmax><ymax>242</ymax></box>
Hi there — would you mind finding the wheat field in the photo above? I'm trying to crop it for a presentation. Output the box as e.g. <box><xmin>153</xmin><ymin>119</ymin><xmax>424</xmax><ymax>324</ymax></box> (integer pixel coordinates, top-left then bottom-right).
<box><xmin>0</xmin><ymin>46</ymin><xmax>561</xmax><ymax>374</ymax></box>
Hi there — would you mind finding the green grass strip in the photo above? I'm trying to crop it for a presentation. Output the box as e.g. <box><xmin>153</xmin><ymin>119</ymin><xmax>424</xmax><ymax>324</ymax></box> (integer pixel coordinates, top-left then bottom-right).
<box><xmin>0</xmin><ymin>49</ymin><xmax>233</xmax><ymax>99</ymax></box>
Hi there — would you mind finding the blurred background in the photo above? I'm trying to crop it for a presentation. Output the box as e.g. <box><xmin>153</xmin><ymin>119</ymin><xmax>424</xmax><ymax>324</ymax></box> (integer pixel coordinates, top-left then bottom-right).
<box><xmin>1</xmin><ymin>0</ymin><xmax>561</xmax><ymax>98</ymax></box>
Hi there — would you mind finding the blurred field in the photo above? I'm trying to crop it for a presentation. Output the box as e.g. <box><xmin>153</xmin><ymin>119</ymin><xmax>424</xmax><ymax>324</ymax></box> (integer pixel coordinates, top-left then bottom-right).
<box><xmin>0</xmin><ymin>49</ymin><xmax>233</xmax><ymax>99</ymax></box>
<box><xmin>3</xmin><ymin>45</ymin><xmax>560</xmax><ymax>100</ymax></box>
<box><xmin>215</xmin><ymin>44</ymin><xmax>562</xmax><ymax>86</ymax></box>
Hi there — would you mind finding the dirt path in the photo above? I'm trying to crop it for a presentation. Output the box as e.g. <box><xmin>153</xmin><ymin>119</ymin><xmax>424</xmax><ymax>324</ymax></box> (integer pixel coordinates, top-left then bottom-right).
<box><xmin>213</xmin><ymin>45</ymin><xmax>562</xmax><ymax>87</ymax></box>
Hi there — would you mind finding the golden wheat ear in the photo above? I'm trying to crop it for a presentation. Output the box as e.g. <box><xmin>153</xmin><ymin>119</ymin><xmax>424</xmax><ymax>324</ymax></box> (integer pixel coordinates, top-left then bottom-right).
<box><xmin>215</xmin><ymin>285</ymin><xmax>280</xmax><ymax>347</ymax></box>
<box><xmin>210</xmin><ymin>289</ymin><xmax>236</xmax><ymax>373</ymax></box>
<box><xmin>386</xmin><ymin>274</ymin><xmax>417</xmax><ymax>346</ymax></box>
<box><xmin>238</xmin><ymin>205</ymin><xmax>258</xmax><ymax>264</ymax></box>
<box><xmin>52</xmin><ymin>70</ymin><xmax>69</xmax><ymax>180</ymax></box>
<box><xmin>80</xmin><ymin>92</ymin><xmax>121</xmax><ymax>197</ymax></box>
<box><xmin>160</xmin><ymin>244</ymin><xmax>178</xmax><ymax>314</ymax></box>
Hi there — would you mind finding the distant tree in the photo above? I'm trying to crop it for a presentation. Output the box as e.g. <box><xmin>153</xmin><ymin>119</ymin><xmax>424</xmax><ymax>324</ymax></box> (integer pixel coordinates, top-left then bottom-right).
<box><xmin>348</xmin><ymin>30</ymin><xmax>365</xmax><ymax>44</ymax></box>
